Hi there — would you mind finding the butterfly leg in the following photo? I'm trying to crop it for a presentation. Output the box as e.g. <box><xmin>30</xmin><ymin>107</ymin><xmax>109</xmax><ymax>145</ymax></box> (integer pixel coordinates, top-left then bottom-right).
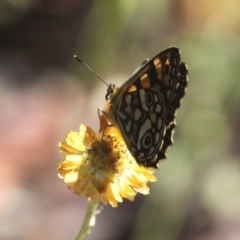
<box><xmin>98</xmin><ymin>107</ymin><xmax>114</xmax><ymax>140</ymax></box>
<box><xmin>98</xmin><ymin>107</ymin><xmax>103</xmax><ymax>120</ymax></box>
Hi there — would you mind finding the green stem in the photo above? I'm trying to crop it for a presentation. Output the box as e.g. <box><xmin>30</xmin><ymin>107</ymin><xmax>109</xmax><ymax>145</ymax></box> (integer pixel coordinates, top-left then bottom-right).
<box><xmin>74</xmin><ymin>201</ymin><xmax>99</xmax><ymax>240</ymax></box>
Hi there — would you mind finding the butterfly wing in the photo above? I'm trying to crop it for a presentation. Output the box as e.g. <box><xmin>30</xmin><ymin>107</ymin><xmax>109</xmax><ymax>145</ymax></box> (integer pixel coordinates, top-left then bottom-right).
<box><xmin>107</xmin><ymin>47</ymin><xmax>188</xmax><ymax>167</ymax></box>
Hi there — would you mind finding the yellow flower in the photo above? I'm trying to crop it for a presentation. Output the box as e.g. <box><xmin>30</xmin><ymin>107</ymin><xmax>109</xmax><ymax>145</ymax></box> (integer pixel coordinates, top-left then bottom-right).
<box><xmin>57</xmin><ymin>115</ymin><xmax>156</xmax><ymax>207</ymax></box>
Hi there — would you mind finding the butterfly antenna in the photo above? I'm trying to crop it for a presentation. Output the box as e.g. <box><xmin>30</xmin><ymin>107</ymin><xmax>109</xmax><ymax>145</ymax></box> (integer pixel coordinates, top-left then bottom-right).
<box><xmin>74</xmin><ymin>55</ymin><xmax>109</xmax><ymax>87</ymax></box>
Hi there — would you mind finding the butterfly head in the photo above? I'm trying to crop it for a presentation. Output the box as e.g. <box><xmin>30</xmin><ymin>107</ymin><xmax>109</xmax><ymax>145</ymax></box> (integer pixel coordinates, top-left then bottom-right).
<box><xmin>105</xmin><ymin>84</ymin><xmax>118</xmax><ymax>100</ymax></box>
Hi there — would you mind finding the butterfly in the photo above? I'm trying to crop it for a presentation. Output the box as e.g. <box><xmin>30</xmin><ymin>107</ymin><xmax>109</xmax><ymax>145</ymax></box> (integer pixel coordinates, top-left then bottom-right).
<box><xmin>103</xmin><ymin>47</ymin><xmax>188</xmax><ymax>168</ymax></box>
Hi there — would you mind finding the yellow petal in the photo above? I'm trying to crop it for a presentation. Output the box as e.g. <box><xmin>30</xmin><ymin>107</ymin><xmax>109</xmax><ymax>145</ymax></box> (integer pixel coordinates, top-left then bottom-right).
<box><xmin>57</xmin><ymin>122</ymin><xmax>157</xmax><ymax>207</ymax></box>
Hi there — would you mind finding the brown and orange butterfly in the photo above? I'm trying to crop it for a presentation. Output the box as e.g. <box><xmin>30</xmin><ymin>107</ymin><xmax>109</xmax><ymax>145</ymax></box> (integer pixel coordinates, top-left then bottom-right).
<box><xmin>103</xmin><ymin>47</ymin><xmax>188</xmax><ymax>168</ymax></box>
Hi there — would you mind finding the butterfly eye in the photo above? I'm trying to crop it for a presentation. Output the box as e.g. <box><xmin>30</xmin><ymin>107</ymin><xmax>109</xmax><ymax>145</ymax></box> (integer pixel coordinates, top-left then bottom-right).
<box><xmin>105</xmin><ymin>84</ymin><xmax>114</xmax><ymax>100</ymax></box>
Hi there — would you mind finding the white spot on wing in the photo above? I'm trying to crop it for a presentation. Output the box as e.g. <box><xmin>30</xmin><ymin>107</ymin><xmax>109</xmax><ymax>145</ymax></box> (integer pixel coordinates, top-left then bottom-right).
<box><xmin>155</xmin><ymin>132</ymin><xmax>160</xmax><ymax>144</ymax></box>
<box><xmin>125</xmin><ymin>94</ymin><xmax>131</xmax><ymax>104</ymax></box>
<box><xmin>124</xmin><ymin>94</ymin><xmax>132</xmax><ymax>114</ymax></box>
<box><xmin>150</xmin><ymin>113</ymin><xmax>156</xmax><ymax>123</ymax></box>
<box><xmin>124</xmin><ymin>105</ymin><xmax>131</xmax><ymax>114</ymax></box>
<box><xmin>134</xmin><ymin>108</ymin><xmax>142</xmax><ymax>120</ymax></box>
<box><xmin>139</xmin><ymin>89</ymin><xmax>148</xmax><ymax>111</ymax></box>
<box><xmin>117</xmin><ymin>111</ymin><xmax>127</xmax><ymax>119</ymax></box>
<box><xmin>125</xmin><ymin>120</ymin><xmax>132</xmax><ymax>133</ymax></box>
<box><xmin>157</xmin><ymin>118</ymin><xmax>162</xmax><ymax>130</ymax></box>
<box><xmin>155</xmin><ymin>104</ymin><xmax>161</xmax><ymax>113</ymax></box>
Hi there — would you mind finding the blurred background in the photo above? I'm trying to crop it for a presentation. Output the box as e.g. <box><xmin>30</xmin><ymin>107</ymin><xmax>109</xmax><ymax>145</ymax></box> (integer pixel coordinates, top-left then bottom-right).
<box><xmin>1</xmin><ymin>0</ymin><xmax>240</xmax><ymax>239</ymax></box>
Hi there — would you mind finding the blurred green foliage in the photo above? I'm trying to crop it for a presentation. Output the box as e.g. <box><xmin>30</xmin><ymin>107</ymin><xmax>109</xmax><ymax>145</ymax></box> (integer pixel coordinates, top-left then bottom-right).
<box><xmin>0</xmin><ymin>1</ymin><xmax>26</xmax><ymax>25</ymax></box>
